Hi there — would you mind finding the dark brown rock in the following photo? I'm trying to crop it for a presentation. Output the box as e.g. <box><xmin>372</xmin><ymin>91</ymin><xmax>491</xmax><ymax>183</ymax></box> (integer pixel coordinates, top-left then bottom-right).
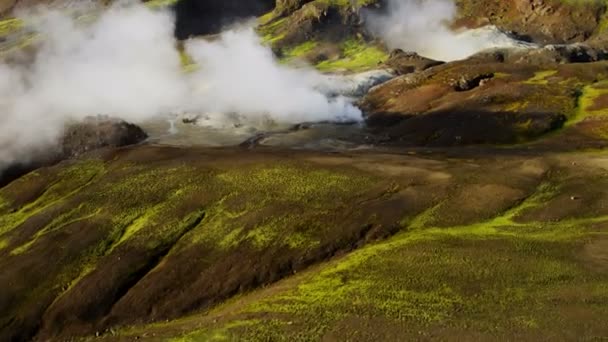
<box><xmin>61</xmin><ymin>117</ymin><xmax>147</xmax><ymax>159</ymax></box>
<box><xmin>0</xmin><ymin>117</ymin><xmax>147</xmax><ymax>187</ymax></box>
<box><xmin>383</xmin><ymin>49</ymin><xmax>444</xmax><ymax>75</ymax></box>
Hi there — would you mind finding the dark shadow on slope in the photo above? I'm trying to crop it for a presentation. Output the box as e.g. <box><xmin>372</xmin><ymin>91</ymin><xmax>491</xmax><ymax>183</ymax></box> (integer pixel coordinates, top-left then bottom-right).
<box><xmin>365</xmin><ymin>109</ymin><xmax>567</xmax><ymax>147</ymax></box>
<box><xmin>173</xmin><ymin>0</ymin><xmax>275</xmax><ymax>39</ymax></box>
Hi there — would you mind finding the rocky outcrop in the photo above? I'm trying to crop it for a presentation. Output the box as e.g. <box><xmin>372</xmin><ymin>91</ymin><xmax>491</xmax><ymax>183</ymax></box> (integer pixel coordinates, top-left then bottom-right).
<box><xmin>60</xmin><ymin>117</ymin><xmax>147</xmax><ymax>159</ymax></box>
<box><xmin>0</xmin><ymin>0</ymin><xmax>16</xmax><ymax>16</ymax></box>
<box><xmin>274</xmin><ymin>0</ymin><xmax>314</xmax><ymax>17</ymax></box>
<box><xmin>361</xmin><ymin>58</ymin><xmax>608</xmax><ymax>147</ymax></box>
<box><xmin>0</xmin><ymin>118</ymin><xmax>147</xmax><ymax>187</ymax></box>
<box><xmin>455</xmin><ymin>0</ymin><xmax>607</xmax><ymax>44</ymax></box>
<box><xmin>383</xmin><ymin>49</ymin><xmax>444</xmax><ymax>75</ymax></box>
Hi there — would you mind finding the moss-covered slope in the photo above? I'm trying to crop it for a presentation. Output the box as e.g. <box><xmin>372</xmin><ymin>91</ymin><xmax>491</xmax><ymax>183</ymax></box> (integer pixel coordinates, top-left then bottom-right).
<box><xmin>1</xmin><ymin>145</ymin><xmax>608</xmax><ymax>340</ymax></box>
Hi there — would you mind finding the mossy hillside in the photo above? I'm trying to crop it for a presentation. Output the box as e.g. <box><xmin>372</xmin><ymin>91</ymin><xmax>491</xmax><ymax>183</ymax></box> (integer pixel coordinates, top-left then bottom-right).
<box><xmin>456</xmin><ymin>0</ymin><xmax>608</xmax><ymax>43</ymax></box>
<box><xmin>0</xmin><ymin>0</ymin><xmax>178</xmax><ymax>56</ymax></box>
<box><xmin>0</xmin><ymin>150</ymin><xmax>402</xmax><ymax>340</ymax></box>
<box><xmin>90</xmin><ymin>151</ymin><xmax>608</xmax><ymax>341</ymax></box>
<box><xmin>0</xmin><ymin>160</ymin><xmax>104</xmax><ymax>237</ymax></box>
<box><xmin>363</xmin><ymin>61</ymin><xmax>608</xmax><ymax>146</ymax></box>
<box><xmin>0</xmin><ymin>160</ymin><xmax>217</xmax><ymax>338</ymax></box>
<box><xmin>170</xmin><ymin>163</ymin><xmax>378</xmax><ymax>253</ymax></box>
<box><xmin>258</xmin><ymin>0</ymin><xmax>388</xmax><ymax>73</ymax></box>
<box><xmin>315</xmin><ymin>38</ymin><xmax>387</xmax><ymax>73</ymax></box>
<box><xmin>160</xmin><ymin>185</ymin><xmax>608</xmax><ymax>341</ymax></box>
<box><xmin>161</xmin><ymin>233</ymin><xmax>608</xmax><ymax>341</ymax></box>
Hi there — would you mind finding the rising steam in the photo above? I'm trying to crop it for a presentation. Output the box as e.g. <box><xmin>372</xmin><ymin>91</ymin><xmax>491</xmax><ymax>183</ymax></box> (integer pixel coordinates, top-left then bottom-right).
<box><xmin>365</xmin><ymin>0</ymin><xmax>533</xmax><ymax>61</ymax></box>
<box><xmin>0</xmin><ymin>2</ymin><xmax>361</xmax><ymax>170</ymax></box>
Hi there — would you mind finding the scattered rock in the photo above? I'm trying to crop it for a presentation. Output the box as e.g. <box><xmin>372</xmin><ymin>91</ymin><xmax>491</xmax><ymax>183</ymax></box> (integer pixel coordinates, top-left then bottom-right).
<box><xmin>61</xmin><ymin>116</ymin><xmax>148</xmax><ymax>159</ymax></box>
<box><xmin>449</xmin><ymin>73</ymin><xmax>494</xmax><ymax>91</ymax></box>
<box><xmin>0</xmin><ymin>117</ymin><xmax>147</xmax><ymax>187</ymax></box>
<box><xmin>383</xmin><ymin>49</ymin><xmax>444</xmax><ymax>75</ymax></box>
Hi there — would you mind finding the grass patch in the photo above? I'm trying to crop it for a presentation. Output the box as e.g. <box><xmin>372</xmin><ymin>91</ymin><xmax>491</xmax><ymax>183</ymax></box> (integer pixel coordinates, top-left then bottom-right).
<box><xmin>524</xmin><ymin>70</ymin><xmax>558</xmax><ymax>85</ymax></box>
<box><xmin>316</xmin><ymin>39</ymin><xmax>387</xmax><ymax>72</ymax></box>
<box><xmin>281</xmin><ymin>40</ymin><xmax>318</xmax><ymax>60</ymax></box>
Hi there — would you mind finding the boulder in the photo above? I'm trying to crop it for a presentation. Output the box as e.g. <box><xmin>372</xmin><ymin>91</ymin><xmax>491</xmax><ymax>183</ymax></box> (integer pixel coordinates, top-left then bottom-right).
<box><xmin>455</xmin><ymin>0</ymin><xmax>606</xmax><ymax>44</ymax></box>
<box><xmin>60</xmin><ymin>117</ymin><xmax>147</xmax><ymax>159</ymax></box>
<box><xmin>0</xmin><ymin>117</ymin><xmax>147</xmax><ymax>187</ymax></box>
<box><xmin>274</xmin><ymin>0</ymin><xmax>314</xmax><ymax>17</ymax></box>
<box><xmin>383</xmin><ymin>49</ymin><xmax>444</xmax><ymax>75</ymax></box>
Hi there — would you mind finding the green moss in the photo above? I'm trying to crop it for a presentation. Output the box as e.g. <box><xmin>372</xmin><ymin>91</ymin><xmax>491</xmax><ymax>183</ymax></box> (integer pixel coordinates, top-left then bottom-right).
<box><xmin>0</xmin><ymin>160</ymin><xmax>105</xmax><ymax>236</ymax></box>
<box><xmin>258</xmin><ymin>11</ymin><xmax>275</xmax><ymax>25</ymax></box>
<box><xmin>282</xmin><ymin>40</ymin><xmax>318</xmax><ymax>60</ymax></box>
<box><xmin>144</xmin><ymin>0</ymin><xmax>180</xmax><ymax>9</ymax></box>
<box><xmin>0</xmin><ymin>238</ymin><xmax>8</xmax><ymax>251</ymax></box>
<box><xmin>0</xmin><ymin>18</ymin><xmax>23</xmax><ymax>36</ymax></box>
<box><xmin>567</xmin><ymin>80</ymin><xmax>608</xmax><ymax>129</ymax></box>
<box><xmin>179</xmin><ymin>49</ymin><xmax>198</xmax><ymax>73</ymax></box>
<box><xmin>170</xmin><ymin>319</ymin><xmax>266</xmax><ymax>341</ymax></box>
<box><xmin>9</xmin><ymin>205</ymin><xmax>102</xmax><ymax>255</ymax></box>
<box><xmin>153</xmin><ymin>173</ymin><xmax>608</xmax><ymax>340</ymax></box>
<box><xmin>524</xmin><ymin>70</ymin><xmax>558</xmax><ymax>85</ymax></box>
<box><xmin>186</xmin><ymin>223</ymin><xmax>604</xmax><ymax>340</ymax></box>
<box><xmin>259</xmin><ymin>17</ymin><xmax>288</xmax><ymax>44</ymax></box>
<box><xmin>316</xmin><ymin>39</ymin><xmax>387</xmax><ymax>72</ymax></box>
<box><xmin>187</xmin><ymin>164</ymin><xmax>376</xmax><ymax>251</ymax></box>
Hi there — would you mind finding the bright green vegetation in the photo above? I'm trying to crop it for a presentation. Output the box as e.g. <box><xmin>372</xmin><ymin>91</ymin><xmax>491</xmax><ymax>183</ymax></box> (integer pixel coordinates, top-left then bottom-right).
<box><xmin>179</xmin><ymin>49</ymin><xmax>198</xmax><ymax>73</ymax></box>
<box><xmin>316</xmin><ymin>0</ymin><xmax>378</xmax><ymax>7</ymax></box>
<box><xmin>0</xmin><ymin>0</ymin><xmax>177</xmax><ymax>55</ymax></box>
<box><xmin>144</xmin><ymin>0</ymin><xmax>180</xmax><ymax>9</ymax></box>
<box><xmin>258</xmin><ymin>0</ymin><xmax>388</xmax><ymax>72</ymax></box>
<box><xmin>316</xmin><ymin>39</ymin><xmax>388</xmax><ymax>72</ymax></box>
<box><xmin>281</xmin><ymin>41</ymin><xmax>318</xmax><ymax>60</ymax></box>
<box><xmin>259</xmin><ymin>17</ymin><xmax>288</xmax><ymax>44</ymax></box>
<box><xmin>566</xmin><ymin>80</ymin><xmax>608</xmax><ymax>129</ymax></box>
<box><xmin>0</xmin><ymin>160</ymin><xmax>105</xmax><ymax>237</ymax></box>
<box><xmin>0</xmin><ymin>156</ymin><xmax>380</xmax><ymax>278</ymax></box>
<box><xmin>0</xmin><ymin>17</ymin><xmax>22</xmax><ymax>35</ymax></box>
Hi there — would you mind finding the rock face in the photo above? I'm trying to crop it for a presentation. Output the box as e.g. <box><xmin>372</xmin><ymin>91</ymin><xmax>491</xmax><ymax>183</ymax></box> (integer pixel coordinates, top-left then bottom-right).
<box><xmin>383</xmin><ymin>49</ymin><xmax>444</xmax><ymax>75</ymax></box>
<box><xmin>361</xmin><ymin>58</ymin><xmax>608</xmax><ymax>147</ymax></box>
<box><xmin>455</xmin><ymin>0</ymin><xmax>607</xmax><ymax>44</ymax></box>
<box><xmin>0</xmin><ymin>118</ymin><xmax>147</xmax><ymax>187</ymax></box>
<box><xmin>61</xmin><ymin>117</ymin><xmax>148</xmax><ymax>159</ymax></box>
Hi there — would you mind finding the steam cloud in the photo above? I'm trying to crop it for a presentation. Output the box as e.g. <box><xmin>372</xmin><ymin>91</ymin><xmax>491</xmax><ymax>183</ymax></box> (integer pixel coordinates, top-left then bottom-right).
<box><xmin>365</xmin><ymin>0</ymin><xmax>533</xmax><ymax>61</ymax></box>
<box><xmin>0</xmin><ymin>2</ymin><xmax>361</xmax><ymax>171</ymax></box>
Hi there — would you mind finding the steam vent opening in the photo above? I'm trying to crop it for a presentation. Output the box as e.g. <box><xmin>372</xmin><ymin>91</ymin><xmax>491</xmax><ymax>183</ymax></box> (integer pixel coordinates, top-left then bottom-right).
<box><xmin>173</xmin><ymin>0</ymin><xmax>276</xmax><ymax>39</ymax></box>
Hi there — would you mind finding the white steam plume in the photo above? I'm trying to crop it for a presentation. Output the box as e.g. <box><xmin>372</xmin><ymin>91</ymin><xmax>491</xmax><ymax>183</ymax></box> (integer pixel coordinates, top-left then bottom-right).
<box><xmin>0</xmin><ymin>2</ymin><xmax>361</xmax><ymax>170</ymax></box>
<box><xmin>365</xmin><ymin>0</ymin><xmax>533</xmax><ymax>61</ymax></box>
<box><xmin>184</xmin><ymin>27</ymin><xmax>362</xmax><ymax>126</ymax></box>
